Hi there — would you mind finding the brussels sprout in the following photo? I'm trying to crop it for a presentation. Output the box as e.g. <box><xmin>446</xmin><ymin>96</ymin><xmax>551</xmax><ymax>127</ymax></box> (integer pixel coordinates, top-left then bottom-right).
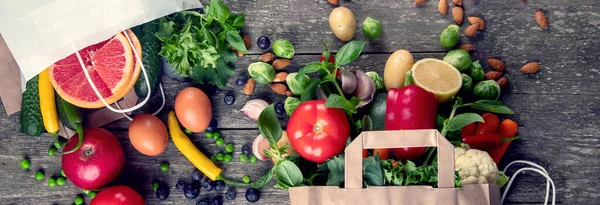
<box><xmin>460</xmin><ymin>74</ymin><xmax>473</xmax><ymax>93</ymax></box>
<box><xmin>443</xmin><ymin>49</ymin><xmax>472</xmax><ymax>71</ymax></box>
<box><xmin>468</xmin><ymin>60</ymin><xmax>485</xmax><ymax>81</ymax></box>
<box><xmin>440</xmin><ymin>25</ymin><xmax>460</xmax><ymax>48</ymax></box>
<box><xmin>284</xmin><ymin>97</ymin><xmax>301</xmax><ymax>116</ymax></box>
<box><xmin>248</xmin><ymin>62</ymin><xmax>275</xmax><ymax>85</ymax></box>
<box><xmin>365</xmin><ymin>71</ymin><xmax>384</xmax><ymax>91</ymax></box>
<box><xmin>286</xmin><ymin>72</ymin><xmax>310</xmax><ymax>95</ymax></box>
<box><xmin>473</xmin><ymin>80</ymin><xmax>501</xmax><ymax>100</ymax></box>
<box><xmin>362</xmin><ymin>17</ymin><xmax>383</xmax><ymax>39</ymax></box>
<box><xmin>272</xmin><ymin>39</ymin><xmax>295</xmax><ymax>59</ymax></box>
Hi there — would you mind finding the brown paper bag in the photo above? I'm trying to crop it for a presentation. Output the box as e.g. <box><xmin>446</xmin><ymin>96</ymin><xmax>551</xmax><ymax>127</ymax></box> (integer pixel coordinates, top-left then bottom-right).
<box><xmin>289</xmin><ymin>129</ymin><xmax>501</xmax><ymax>205</ymax></box>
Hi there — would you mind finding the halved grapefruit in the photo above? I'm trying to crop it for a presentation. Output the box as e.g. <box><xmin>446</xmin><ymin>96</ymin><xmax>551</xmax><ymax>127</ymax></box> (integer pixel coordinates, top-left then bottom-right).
<box><xmin>49</xmin><ymin>30</ymin><xmax>141</xmax><ymax>109</ymax></box>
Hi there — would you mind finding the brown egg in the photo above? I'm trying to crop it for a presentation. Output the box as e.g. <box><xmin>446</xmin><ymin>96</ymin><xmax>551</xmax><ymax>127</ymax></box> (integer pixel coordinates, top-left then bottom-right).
<box><xmin>175</xmin><ymin>87</ymin><xmax>212</xmax><ymax>132</ymax></box>
<box><xmin>128</xmin><ymin>114</ymin><xmax>168</xmax><ymax>156</ymax></box>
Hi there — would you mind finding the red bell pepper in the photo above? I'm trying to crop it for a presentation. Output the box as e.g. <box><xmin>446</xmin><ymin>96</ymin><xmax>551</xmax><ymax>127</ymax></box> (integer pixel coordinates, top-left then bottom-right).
<box><xmin>385</xmin><ymin>71</ymin><xmax>438</xmax><ymax>160</ymax></box>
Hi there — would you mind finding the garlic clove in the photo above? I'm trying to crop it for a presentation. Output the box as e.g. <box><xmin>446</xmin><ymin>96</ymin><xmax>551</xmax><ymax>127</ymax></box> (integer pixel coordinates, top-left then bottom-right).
<box><xmin>239</xmin><ymin>99</ymin><xmax>269</xmax><ymax>120</ymax></box>
<box><xmin>353</xmin><ymin>70</ymin><xmax>376</xmax><ymax>108</ymax></box>
<box><xmin>340</xmin><ymin>69</ymin><xmax>357</xmax><ymax>94</ymax></box>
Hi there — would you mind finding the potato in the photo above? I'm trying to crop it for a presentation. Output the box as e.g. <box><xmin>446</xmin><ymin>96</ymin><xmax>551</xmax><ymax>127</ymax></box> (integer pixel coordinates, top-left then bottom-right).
<box><xmin>329</xmin><ymin>7</ymin><xmax>356</xmax><ymax>41</ymax></box>
<box><xmin>384</xmin><ymin>50</ymin><xmax>414</xmax><ymax>91</ymax></box>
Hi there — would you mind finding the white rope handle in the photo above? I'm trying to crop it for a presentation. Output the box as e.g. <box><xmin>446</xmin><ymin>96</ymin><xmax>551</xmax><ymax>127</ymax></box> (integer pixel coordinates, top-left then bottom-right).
<box><xmin>74</xmin><ymin>30</ymin><xmax>152</xmax><ymax>113</ymax></box>
<box><xmin>501</xmin><ymin>160</ymin><xmax>556</xmax><ymax>205</ymax></box>
<box><xmin>115</xmin><ymin>83</ymin><xmax>166</xmax><ymax>121</ymax></box>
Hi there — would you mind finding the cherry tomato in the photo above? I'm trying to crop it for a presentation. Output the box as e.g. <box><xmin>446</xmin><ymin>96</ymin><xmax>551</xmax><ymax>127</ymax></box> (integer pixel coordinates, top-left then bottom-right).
<box><xmin>319</xmin><ymin>53</ymin><xmax>335</xmax><ymax>64</ymax></box>
<box><xmin>372</xmin><ymin>149</ymin><xmax>390</xmax><ymax>159</ymax></box>
<box><xmin>90</xmin><ymin>185</ymin><xmax>144</xmax><ymax>205</ymax></box>
<box><xmin>286</xmin><ymin>100</ymin><xmax>350</xmax><ymax>163</ymax></box>
<box><xmin>476</xmin><ymin>113</ymin><xmax>500</xmax><ymax>135</ymax></box>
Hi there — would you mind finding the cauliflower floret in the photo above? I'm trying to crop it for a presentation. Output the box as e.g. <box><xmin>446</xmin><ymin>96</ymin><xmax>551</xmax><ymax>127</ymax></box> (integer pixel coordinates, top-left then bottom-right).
<box><xmin>454</xmin><ymin>146</ymin><xmax>498</xmax><ymax>185</ymax></box>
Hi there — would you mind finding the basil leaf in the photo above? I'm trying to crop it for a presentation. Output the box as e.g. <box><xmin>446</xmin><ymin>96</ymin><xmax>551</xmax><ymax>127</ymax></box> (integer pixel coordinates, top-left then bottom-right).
<box><xmin>470</xmin><ymin>100</ymin><xmax>515</xmax><ymax>114</ymax></box>
<box><xmin>225</xmin><ymin>31</ymin><xmax>248</xmax><ymax>54</ymax></box>
<box><xmin>325</xmin><ymin>154</ymin><xmax>345</xmax><ymax>186</ymax></box>
<box><xmin>253</xmin><ymin>168</ymin><xmax>274</xmax><ymax>189</ymax></box>
<box><xmin>274</xmin><ymin>161</ymin><xmax>305</xmax><ymax>189</ymax></box>
<box><xmin>350</xmin><ymin>97</ymin><xmax>362</xmax><ymax>107</ymax></box>
<box><xmin>258</xmin><ymin>105</ymin><xmax>282</xmax><ymax>150</ymax></box>
<box><xmin>263</xmin><ymin>149</ymin><xmax>278</xmax><ymax>159</ymax></box>
<box><xmin>445</xmin><ymin>113</ymin><xmax>484</xmax><ymax>132</ymax></box>
<box><xmin>301</xmin><ymin>80</ymin><xmax>320</xmax><ymax>102</ymax></box>
<box><xmin>334</xmin><ymin>41</ymin><xmax>367</xmax><ymax>66</ymax></box>
<box><xmin>209</xmin><ymin>0</ymin><xmax>230</xmax><ymax>22</ymax></box>
<box><xmin>363</xmin><ymin>155</ymin><xmax>384</xmax><ymax>186</ymax></box>
<box><xmin>232</xmin><ymin>13</ymin><xmax>245</xmax><ymax>28</ymax></box>
<box><xmin>298</xmin><ymin>62</ymin><xmax>324</xmax><ymax>78</ymax></box>
<box><xmin>325</xmin><ymin>94</ymin><xmax>357</xmax><ymax>114</ymax></box>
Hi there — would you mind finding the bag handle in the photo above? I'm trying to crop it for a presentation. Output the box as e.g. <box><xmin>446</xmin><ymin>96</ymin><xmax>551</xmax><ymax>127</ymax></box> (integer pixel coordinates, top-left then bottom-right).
<box><xmin>344</xmin><ymin>129</ymin><xmax>455</xmax><ymax>189</ymax></box>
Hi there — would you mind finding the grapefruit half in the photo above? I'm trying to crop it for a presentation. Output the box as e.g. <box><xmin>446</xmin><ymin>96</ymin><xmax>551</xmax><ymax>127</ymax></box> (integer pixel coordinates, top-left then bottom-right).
<box><xmin>49</xmin><ymin>30</ymin><xmax>141</xmax><ymax>109</ymax></box>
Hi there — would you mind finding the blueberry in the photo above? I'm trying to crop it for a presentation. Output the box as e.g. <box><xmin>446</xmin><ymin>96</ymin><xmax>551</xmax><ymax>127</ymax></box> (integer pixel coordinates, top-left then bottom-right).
<box><xmin>176</xmin><ymin>180</ymin><xmax>186</xmax><ymax>192</ymax></box>
<box><xmin>196</xmin><ymin>199</ymin><xmax>210</xmax><ymax>205</ymax></box>
<box><xmin>245</xmin><ymin>188</ymin><xmax>261</xmax><ymax>203</ymax></box>
<box><xmin>206</xmin><ymin>119</ymin><xmax>218</xmax><ymax>132</ymax></box>
<box><xmin>242</xmin><ymin>144</ymin><xmax>252</xmax><ymax>156</ymax></box>
<box><xmin>184</xmin><ymin>182</ymin><xmax>200</xmax><ymax>199</ymax></box>
<box><xmin>211</xmin><ymin>196</ymin><xmax>223</xmax><ymax>205</ymax></box>
<box><xmin>257</xmin><ymin>36</ymin><xmax>271</xmax><ymax>49</ymax></box>
<box><xmin>155</xmin><ymin>185</ymin><xmax>170</xmax><ymax>200</ymax></box>
<box><xmin>225</xmin><ymin>190</ymin><xmax>236</xmax><ymax>200</ymax></box>
<box><xmin>214</xmin><ymin>180</ymin><xmax>226</xmax><ymax>191</ymax></box>
<box><xmin>236</xmin><ymin>76</ymin><xmax>247</xmax><ymax>86</ymax></box>
<box><xmin>224</xmin><ymin>94</ymin><xmax>235</xmax><ymax>105</ymax></box>
<box><xmin>202</xmin><ymin>180</ymin><xmax>213</xmax><ymax>191</ymax></box>
<box><xmin>275</xmin><ymin>102</ymin><xmax>285</xmax><ymax>115</ymax></box>
<box><xmin>192</xmin><ymin>169</ymin><xmax>204</xmax><ymax>182</ymax></box>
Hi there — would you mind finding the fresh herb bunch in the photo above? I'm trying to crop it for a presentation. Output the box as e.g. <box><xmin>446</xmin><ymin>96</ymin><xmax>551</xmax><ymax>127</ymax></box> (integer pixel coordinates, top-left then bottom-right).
<box><xmin>155</xmin><ymin>0</ymin><xmax>247</xmax><ymax>87</ymax></box>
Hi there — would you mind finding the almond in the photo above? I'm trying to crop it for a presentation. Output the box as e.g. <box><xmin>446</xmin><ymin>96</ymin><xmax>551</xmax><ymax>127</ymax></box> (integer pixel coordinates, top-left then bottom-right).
<box><xmin>464</xmin><ymin>23</ymin><xmax>479</xmax><ymax>38</ymax></box>
<box><xmin>414</xmin><ymin>0</ymin><xmax>426</xmax><ymax>5</ymax></box>
<box><xmin>497</xmin><ymin>77</ymin><xmax>508</xmax><ymax>88</ymax></box>
<box><xmin>259</xmin><ymin>52</ymin><xmax>275</xmax><ymax>63</ymax></box>
<box><xmin>244</xmin><ymin>78</ymin><xmax>255</xmax><ymax>95</ymax></box>
<box><xmin>270</xmin><ymin>83</ymin><xmax>287</xmax><ymax>95</ymax></box>
<box><xmin>458</xmin><ymin>44</ymin><xmax>474</xmax><ymax>52</ymax></box>
<box><xmin>485</xmin><ymin>71</ymin><xmax>503</xmax><ymax>80</ymax></box>
<box><xmin>521</xmin><ymin>62</ymin><xmax>540</xmax><ymax>73</ymax></box>
<box><xmin>243</xmin><ymin>34</ymin><xmax>251</xmax><ymax>49</ymax></box>
<box><xmin>535</xmin><ymin>11</ymin><xmax>548</xmax><ymax>29</ymax></box>
<box><xmin>273</xmin><ymin>59</ymin><xmax>291</xmax><ymax>70</ymax></box>
<box><xmin>328</xmin><ymin>0</ymin><xmax>339</xmax><ymax>5</ymax></box>
<box><xmin>452</xmin><ymin>0</ymin><xmax>462</xmax><ymax>6</ymax></box>
<box><xmin>468</xmin><ymin>16</ymin><xmax>485</xmax><ymax>30</ymax></box>
<box><xmin>236</xmin><ymin>49</ymin><xmax>244</xmax><ymax>57</ymax></box>
<box><xmin>438</xmin><ymin>0</ymin><xmax>448</xmax><ymax>15</ymax></box>
<box><xmin>452</xmin><ymin>6</ymin><xmax>464</xmax><ymax>25</ymax></box>
<box><xmin>273</xmin><ymin>72</ymin><xmax>288</xmax><ymax>82</ymax></box>
<box><xmin>487</xmin><ymin>58</ymin><xmax>505</xmax><ymax>71</ymax></box>
<box><xmin>286</xmin><ymin>91</ymin><xmax>293</xmax><ymax>97</ymax></box>
<box><xmin>522</xmin><ymin>0</ymin><xmax>527</xmax><ymax>2</ymax></box>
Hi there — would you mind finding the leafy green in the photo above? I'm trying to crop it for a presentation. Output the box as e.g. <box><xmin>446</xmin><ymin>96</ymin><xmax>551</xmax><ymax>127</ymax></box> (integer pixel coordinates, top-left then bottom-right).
<box><xmin>324</xmin><ymin>154</ymin><xmax>345</xmax><ymax>186</ymax></box>
<box><xmin>469</xmin><ymin>100</ymin><xmax>515</xmax><ymax>114</ymax></box>
<box><xmin>335</xmin><ymin>41</ymin><xmax>367</xmax><ymax>66</ymax></box>
<box><xmin>325</xmin><ymin>94</ymin><xmax>361</xmax><ymax>114</ymax></box>
<box><xmin>301</xmin><ymin>80</ymin><xmax>320</xmax><ymax>102</ymax></box>
<box><xmin>252</xmin><ymin>168</ymin><xmax>274</xmax><ymax>189</ymax></box>
<box><xmin>363</xmin><ymin>156</ymin><xmax>384</xmax><ymax>186</ymax></box>
<box><xmin>275</xmin><ymin>161</ymin><xmax>305</xmax><ymax>189</ymax></box>
<box><xmin>258</xmin><ymin>105</ymin><xmax>282</xmax><ymax>151</ymax></box>
<box><xmin>444</xmin><ymin>113</ymin><xmax>484</xmax><ymax>132</ymax></box>
<box><xmin>497</xmin><ymin>171</ymin><xmax>509</xmax><ymax>187</ymax></box>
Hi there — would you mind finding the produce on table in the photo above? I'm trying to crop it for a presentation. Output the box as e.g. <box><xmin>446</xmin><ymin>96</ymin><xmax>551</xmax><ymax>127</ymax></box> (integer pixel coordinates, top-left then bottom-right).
<box><xmin>184</xmin><ymin>182</ymin><xmax>201</xmax><ymax>199</ymax></box>
<box><xmin>132</xmin><ymin>20</ymin><xmax>161</xmax><ymax>98</ymax></box>
<box><xmin>339</xmin><ymin>69</ymin><xmax>357</xmax><ymax>94</ymax></box>
<box><xmin>128</xmin><ymin>114</ymin><xmax>168</xmax><ymax>156</ymax></box>
<box><xmin>365</xmin><ymin>71</ymin><xmax>384</xmax><ymax>91</ymax></box>
<box><xmin>35</xmin><ymin>170</ymin><xmax>44</xmax><ymax>180</ymax></box>
<box><xmin>49</xmin><ymin>30</ymin><xmax>141</xmax><ymax>108</ymax></box>
<box><xmin>440</xmin><ymin>25</ymin><xmax>460</xmax><ymax>48</ymax></box>
<box><xmin>272</xmin><ymin>39</ymin><xmax>296</xmax><ymax>59</ymax></box>
<box><xmin>156</xmin><ymin>184</ymin><xmax>170</xmax><ymax>200</ymax></box>
<box><xmin>286</xmin><ymin>73</ymin><xmax>311</xmax><ymax>95</ymax></box>
<box><xmin>369</xmin><ymin>93</ymin><xmax>387</xmax><ymax>131</ymax></box>
<box><xmin>155</xmin><ymin>0</ymin><xmax>246</xmax><ymax>87</ymax></box>
<box><xmin>384</xmin><ymin>50</ymin><xmax>414</xmax><ymax>91</ymax></box>
<box><xmin>20</xmin><ymin>158</ymin><xmax>30</xmax><ymax>169</ymax></box>
<box><xmin>55</xmin><ymin>94</ymin><xmax>85</xmax><ymax>154</ymax></box>
<box><xmin>443</xmin><ymin>49</ymin><xmax>472</xmax><ymax>71</ymax></box>
<box><xmin>284</xmin><ymin>97</ymin><xmax>301</xmax><ymax>116</ymax></box>
<box><xmin>461</xmin><ymin>133</ymin><xmax>519</xmax><ymax>150</ymax></box>
<box><xmin>411</xmin><ymin>59</ymin><xmax>463</xmax><ymax>103</ymax></box>
<box><xmin>240</xmin><ymin>99</ymin><xmax>269</xmax><ymax>120</ymax></box>
<box><xmin>56</xmin><ymin>177</ymin><xmax>66</xmax><ymax>186</ymax></box>
<box><xmin>476</xmin><ymin>113</ymin><xmax>500</xmax><ymax>135</ymax></box>
<box><xmin>62</xmin><ymin>128</ymin><xmax>125</xmax><ymax>190</ymax></box>
<box><xmin>48</xmin><ymin>177</ymin><xmax>57</xmax><ymax>187</ymax></box>
<box><xmin>468</xmin><ymin>60</ymin><xmax>485</xmax><ymax>81</ymax></box>
<box><xmin>473</xmin><ymin>80</ymin><xmax>501</xmax><ymax>100</ymax></box>
<box><xmin>38</xmin><ymin>69</ymin><xmax>59</xmax><ymax>138</ymax></box>
<box><xmin>20</xmin><ymin>75</ymin><xmax>44</xmax><ymax>136</ymax></box>
<box><xmin>353</xmin><ymin>70</ymin><xmax>377</xmax><ymax>107</ymax></box>
<box><xmin>90</xmin><ymin>185</ymin><xmax>144</xmax><ymax>205</ymax></box>
<box><xmin>224</xmin><ymin>94</ymin><xmax>235</xmax><ymax>105</ymax></box>
<box><xmin>245</xmin><ymin>188</ymin><xmax>261</xmax><ymax>203</ymax></box>
<box><xmin>488</xmin><ymin>119</ymin><xmax>519</xmax><ymax>164</ymax></box>
<box><xmin>160</xmin><ymin>162</ymin><xmax>170</xmax><ymax>172</ymax></box>
<box><xmin>454</xmin><ymin>145</ymin><xmax>508</xmax><ymax>186</ymax></box>
<box><xmin>252</xmin><ymin>131</ymin><xmax>297</xmax><ymax>163</ymax></box>
<box><xmin>225</xmin><ymin>189</ymin><xmax>237</xmax><ymax>200</ymax></box>
<box><xmin>287</xmin><ymin>100</ymin><xmax>350</xmax><ymax>163</ymax></box>
<box><xmin>248</xmin><ymin>62</ymin><xmax>275</xmax><ymax>85</ymax></box>
<box><xmin>174</xmin><ymin>87</ymin><xmax>212</xmax><ymax>132</ymax></box>
<box><xmin>257</xmin><ymin>36</ymin><xmax>271</xmax><ymax>49</ymax></box>
<box><xmin>275</xmin><ymin>102</ymin><xmax>285</xmax><ymax>115</ymax></box>
<box><xmin>362</xmin><ymin>17</ymin><xmax>383</xmax><ymax>39</ymax></box>
<box><xmin>329</xmin><ymin>7</ymin><xmax>356</xmax><ymax>41</ymax></box>
<box><xmin>460</xmin><ymin>74</ymin><xmax>473</xmax><ymax>93</ymax></box>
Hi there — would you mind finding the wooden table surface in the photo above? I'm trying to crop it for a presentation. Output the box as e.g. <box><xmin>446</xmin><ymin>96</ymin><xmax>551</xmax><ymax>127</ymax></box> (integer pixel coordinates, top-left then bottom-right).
<box><xmin>1</xmin><ymin>0</ymin><xmax>599</xmax><ymax>204</ymax></box>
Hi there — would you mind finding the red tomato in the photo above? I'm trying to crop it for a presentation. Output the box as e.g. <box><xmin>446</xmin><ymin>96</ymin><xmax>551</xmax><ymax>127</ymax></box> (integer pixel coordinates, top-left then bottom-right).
<box><xmin>90</xmin><ymin>185</ymin><xmax>144</xmax><ymax>205</ymax></box>
<box><xmin>62</xmin><ymin>128</ymin><xmax>125</xmax><ymax>190</ymax></box>
<box><xmin>373</xmin><ymin>149</ymin><xmax>390</xmax><ymax>159</ymax></box>
<box><xmin>476</xmin><ymin>113</ymin><xmax>500</xmax><ymax>135</ymax></box>
<box><xmin>287</xmin><ymin>100</ymin><xmax>350</xmax><ymax>163</ymax></box>
<box><xmin>319</xmin><ymin>53</ymin><xmax>335</xmax><ymax>63</ymax></box>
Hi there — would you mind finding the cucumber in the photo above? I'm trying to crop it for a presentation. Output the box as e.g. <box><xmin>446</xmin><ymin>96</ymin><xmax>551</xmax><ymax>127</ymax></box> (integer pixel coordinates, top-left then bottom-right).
<box><xmin>133</xmin><ymin>21</ymin><xmax>161</xmax><ymax>98</ymax></box>
<box><xmin>20</xmin><ymin>75</ymin><xmax>45</xmax><ymax>136</ymax></box>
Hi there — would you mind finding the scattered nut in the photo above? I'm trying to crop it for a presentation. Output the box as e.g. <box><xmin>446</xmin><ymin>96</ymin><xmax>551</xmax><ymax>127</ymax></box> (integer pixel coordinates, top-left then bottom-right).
<box><xmin>465</xmin><ymin>23</ymin><xmax>480</xmax><ymax>38</ymax></box>
<box><xmin>487</xmin><ymin>58</ymin><xmax>505</xmax><ymax>72</ymax></box>
<box><xmin>414</xmin><ymin>0</ymin><xmax>426</xmax><ymax>5</ymax></box>
<box><xmin>535</xmin><ymin>11</ymin><xmax>548</xmax><ymax>30</ymax></box>
<box><xmin>243</xmin><ymin>34</ymin><xmax>251</xmax><ymax>49</ymax></box>
<box><xmin>468</xmin><ymin>16</ymin><xmax>486</xmax><ymax>30</ymax></box>
<box><xmin>458</xmin><ymin>44</ymin><xmax>473</xmax><ymax>52</ymax></box>
<box><xmin>452</xmin><ymin>0</ymin><xmax>462</xmax><ymax>6</ymax></box>
<box><xmin>236</xmin><ymin>50</ymin><xmax>244</xmax><ymax>57</ymax></box>
<box><xmin>270</xmin><ymin>83</ymin><xmax>287</xmax><ymax>95</ymax></box>
<box><xmin>273</xmin><ymin>72</ymin><xmax>289</xmax><ymax>82</ymax></box>
<box><xmin>485</xmin><ymin>71</ymin><xmax>503</xmax><ymax>80</ymax></box>
<box><xmin>328</xmin><ymin>0</ymin><xmax>339</xmax><ymax>5</ymax></box>
<box><xmin>286</xmin><ymin>91</ymin><xmax>293</xmax><ymax>97</ymax></box>
<box><xmin>244</xmin><ymin>78</ymin><xmax>255</xmax><ymax>95</ymax></box>
<box><xmin>497</xmin><ymin>77</ymin><xmax>508</xmax><ymax>88</ymax></box>
<box><xmin>273</xmin><ymin>59</ymin><xmax>291</xmax><ymax>70</ymax></box>
<box><xmin>521</xmin><ymin>62</ymin><xmax>540</xmax><ymax>73</ymax></box>
<box><xmin>438</xmin><ymin>0</ymin><xmax>448</xmax><ymax>15</ymax></box>
<box><xmin>452</xmin><ymin>6</ymin><xmax>464</xmax><ymax>25</ymax></box>
<box><xmin>259</xmin><ymin>52</ymin><xmax>275</xmax><ymax>63</ymax></box>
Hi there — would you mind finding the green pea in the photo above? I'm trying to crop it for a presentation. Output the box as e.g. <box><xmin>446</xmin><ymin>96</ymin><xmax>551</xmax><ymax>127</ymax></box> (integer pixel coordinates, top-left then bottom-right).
<box><xmin>250</xmin><ymin>155</ymin><xmax>257</xmax><ymax>164</ymax></box>
<box><xmin>61</xmin><ymin>170</ymin><xmax>66</xmax><ymax>177</ymax></box>
<box><xmin>185</xmin><ymin>128</ymin><xmax>193</xmax><ymax>135</ymax></box>
<box><xmin>239</xmin><ymin>154</ymin><xmax>248</xmax><ymax>163</ymax></box>
<box><xmin>160</xmin><ymin>162</ymin><xmax>169</xmax><ymax>172</ymax></box>
<box><xmin>35</xmin><ymin>170</ymin><xmax>44</xmax><ymax>181</ymax></box>
<box><xmin>216</xmin><ymin>153</ymin><xmax>224</xmax><ymax>161</ymax></box>
<box><xmin>210</xmin><ymin>155</ymin><xmax>217</xmax><ymax>162</ymax></box>
<box><xmin>440</xmin><ymin>25</ymin><xmax>460</xmax><ymax>48</ymax></box>
<box><xmin>83</xmin><ymin>190</ymin><xmax>91</xmax><ymax>195</ymax></box>
<box><xmin>224</xmin><ymin>154</ymin><xmax>232</xmax><ymax>162</ymax></box>
<box><xmin>89</xmin><ymin>191</ymin><xmax>97</xmax><ymax>199</ymax></box>
<box><xmin>242</xmin><ymin>176</ymin><xmax>251</xmax><ymax>184</ymax></box>
<box><xmin>48</xmin><ymin>147</ymin><xmax>57</xmax><ymax>156</ymax></box>
<box><xmin>152</xmin><ymin>182</ymin><xmax>159</xmax><ymax>191</ymax></box>
<box><xmin>205</xmin><ymin>132</ymin><xmax>214</xmax><ymax>138</ymax></box>
<box><xmin>215</xmin><ymin>138</ymin><xmax>224</xmax><ymax>146</ymax></box>
<box><xmin>225</xmin><ymin>144</ymin><xmax>234</xmax><ymax>153</ymax></box>
<box><xmin>74</xmin><ymin>196</ymin><xmax>84</xmax><ymax>205</ymax></box>
<box><xmin>48</xmin><ymin>178</ymin><xmax>57</xmax><ymax>187</ymax></box>
<box><xmin>57</xmin><ymin>177</ymin><xmax>66</xmax><ymax>186</ymax></box>
<box><xmin>20</xmin><ymin>159</ymin><xmax>30</xmax><ymax>169</ymax></box>
<box><xmin>213</xmin><ymin>132</ymin><xmax>221</xmax><ymax>138</ymax></box>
